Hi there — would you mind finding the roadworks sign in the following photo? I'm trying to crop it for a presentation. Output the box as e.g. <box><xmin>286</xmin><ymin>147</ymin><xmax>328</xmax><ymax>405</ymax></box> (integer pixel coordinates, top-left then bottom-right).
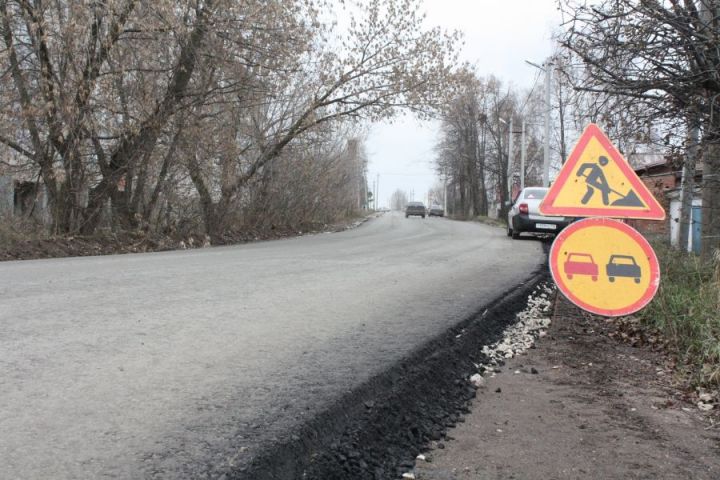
<box><xmin>540</xmin><ymin>124</ymin><xmax>665</xmax><ymax>220</ymax></box>
<box><xmin>550</xmin><ymin>217</ymin><xmax>660</xmax><ymax>317</ymax></box>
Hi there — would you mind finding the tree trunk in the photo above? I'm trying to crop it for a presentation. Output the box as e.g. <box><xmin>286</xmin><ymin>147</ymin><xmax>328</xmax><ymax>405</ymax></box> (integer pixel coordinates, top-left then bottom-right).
<box><xmin>477</xmin><ymin>121</ymin><xmax>488</xmax><ymax>216</ymax></box>
<box><xmin>81</xmin><ymin>2</ymin><xmax>212</xmax><ymax>234</ymax></box>
<box><xmin>144</xmin><ymin>126</ymin><xmax>183</xmax><ymax>222</ymax></box>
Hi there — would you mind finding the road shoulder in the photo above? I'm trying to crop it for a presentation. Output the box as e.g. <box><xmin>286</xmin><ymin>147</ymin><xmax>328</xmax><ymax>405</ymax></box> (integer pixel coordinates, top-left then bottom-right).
<box><xmin>0</xmin><ymin>213</ymin><xmax>378</xmax><ymax>261</ymax></box>
<box><xmin>414</xmin><ymin>296</ymin><xmax>720</xmax><ymax>480</ymax></box>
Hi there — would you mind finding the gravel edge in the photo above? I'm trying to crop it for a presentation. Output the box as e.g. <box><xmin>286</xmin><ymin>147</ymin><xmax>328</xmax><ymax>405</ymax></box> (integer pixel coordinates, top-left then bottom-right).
<box><xmin>228</xmin><ymin>270</ymin><xmax>549</xmax><ymax>480</ymax></box>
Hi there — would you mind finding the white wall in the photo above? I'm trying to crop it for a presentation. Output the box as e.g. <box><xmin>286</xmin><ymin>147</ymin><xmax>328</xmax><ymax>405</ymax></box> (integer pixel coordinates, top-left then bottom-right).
<box><xmin>669</xmin><ymin>198</ymin><xmax>702</xmax><ymax>252</ymax></box>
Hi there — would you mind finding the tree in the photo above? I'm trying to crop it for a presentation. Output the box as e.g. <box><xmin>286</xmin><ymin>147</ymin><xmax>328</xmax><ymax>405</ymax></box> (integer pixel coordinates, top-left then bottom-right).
<box><xmin>390</xmin><ymin>189</ymin><xmax>408</xmax><ymax>211</ymax></box>
<box><xmin>0</xmin><ymin>0</ymin><xmax>221</xmax><ymax>232</ymax></box>
<box><xmin>0</xmin><ymin>0</ymin><xmax>462</xmax><ymax>239</ymax></box>
<box><xmin>558</xmin><ymin>0</ymin><xmax>720</xmax><ymax>259</ymax></box>
<box><xmin>435</xmin><ymin>72</ymin><xmax>487</xmax><ymax>218</ymax></box>
<box><xmin>186</xmin><ymin>0</ymin><xmax>461</xmax><ymax>236</ymax></box>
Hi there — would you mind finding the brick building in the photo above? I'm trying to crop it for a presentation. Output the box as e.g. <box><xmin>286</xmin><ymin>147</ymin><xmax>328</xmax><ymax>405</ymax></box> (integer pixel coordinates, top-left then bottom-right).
<box><xmin>626</xmin><ymin>160</ymin><xmax>679</xmax><ymax>239</ymax></box>
<box><xmin>628</xmin><ymin>158</ymin><xmax>703</xmax><ymax>252</ymax></box>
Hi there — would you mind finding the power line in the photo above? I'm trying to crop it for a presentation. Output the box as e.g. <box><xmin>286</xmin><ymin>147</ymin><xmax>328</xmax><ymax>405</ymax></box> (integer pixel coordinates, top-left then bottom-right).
<box><xmin>520</xmin><ymin>68</ymin><xmax>542</xmax><ymax>115</ymax></box>
<box><xmin>369</xmin><ymin>172</ymin><xmax>434</xmax><ymax>176</ymax></box>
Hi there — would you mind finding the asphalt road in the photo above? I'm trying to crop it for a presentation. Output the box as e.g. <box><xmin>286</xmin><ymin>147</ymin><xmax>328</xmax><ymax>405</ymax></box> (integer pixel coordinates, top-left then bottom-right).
<box><xmin>0</xmin><ymin>212</ymin><xmax>544</xmax><ymax>479</ymax></box>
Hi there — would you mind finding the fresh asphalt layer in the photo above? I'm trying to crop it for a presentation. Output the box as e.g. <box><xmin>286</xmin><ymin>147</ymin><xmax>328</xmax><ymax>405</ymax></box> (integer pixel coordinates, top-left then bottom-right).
<box><xmin>0</xmin><ymin>212</ymin><xmax>544</xmax><ymax>479</ymax></box>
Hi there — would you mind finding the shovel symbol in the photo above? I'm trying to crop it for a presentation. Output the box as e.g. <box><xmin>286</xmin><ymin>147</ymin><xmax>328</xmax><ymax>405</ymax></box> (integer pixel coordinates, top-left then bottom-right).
<box><xmin>609</xmin><ymin>188</ymin><xmax>643</xmax><ymax>207</ymax></box>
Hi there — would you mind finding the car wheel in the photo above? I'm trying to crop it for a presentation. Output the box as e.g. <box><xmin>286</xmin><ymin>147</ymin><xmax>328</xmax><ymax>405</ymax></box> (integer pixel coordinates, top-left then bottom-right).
<box><xmin>567</xmin><ymin>274</ymin><xmax>573</xmax><ymax>280</ymax></box>
<box><xmin>507</xmin><ymin>227</ymin><xmax>512</xmax><ymax>237</ymax></box>
<box><xmin>422</xmin><ymin>215</ymin><xmax>425</xmax><ymax>218</ymax></box>
<box><xmin>511</xmin><ymin>230</ymin><xmax>520</xmax><ymax>239</ymax></box>
<box><xmin>592</xmin><ymin>275</ymin><xmax>598</xmax><ymax>282</ymax></box>
<box><xmin>634</xmin><ymin>277</ymin><xmax>640</xmax><ymax>284</ymax></box>
<box><xmin>608</xmin><ymin>277</ymin><xmax>615</xmax><ymax>283</ymax></box>
<box><xmin>405</xmin><ymin>214</ymin><xmax>409</xmax><ymax>218</ymax></box>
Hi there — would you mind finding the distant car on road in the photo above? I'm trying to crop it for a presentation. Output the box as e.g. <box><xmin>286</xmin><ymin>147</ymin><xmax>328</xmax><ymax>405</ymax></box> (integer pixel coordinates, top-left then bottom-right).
<box><xmin>428</xmin><ymin>204</ymin><xmax>445</xmax><ymax>217</ymax></box>
<box><xmin>564</xmin><ymin>252</ymin><xmax>599</xmax><ymax>281</ymax></box>
<box><xmin>507</xmin><ymin>187</ymin><xmax>570</xmax><ymax>239</ymax></box>
<box><xmin>405</xmin><ymin>202</ymin><xmax>426</xmax><ymax>218</ymax></box>
<box><xmin>606</xmin><ymin>254</ymin><xmax>641</xmax><ymax>283</ymax></box>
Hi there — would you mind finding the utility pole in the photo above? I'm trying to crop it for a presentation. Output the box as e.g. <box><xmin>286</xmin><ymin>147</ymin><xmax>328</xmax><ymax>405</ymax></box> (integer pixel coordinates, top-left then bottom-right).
<box><xmin>507</xmin><ymin>118</ymin><xmax>514</xmax><ymax>198</ymax></box>
<box><xmin>525</xmin><ymin>58</ymin><xmax>553</xmax><ymax>187</ymax></box>
<box><xmin>680</xmin><ymin>118</ymin><xmax>699</xmax><ymax>251</ymax></box>
<box><xmin>376</xmin><ymin>173</ymin><xmax>379</xmax><ymax>210</ymax></box>
<box><xmin>443</xmin><ymin>171</ymin><xmax>448</xmax><ymax>212</ymax></box>
<box><xmin>521</xmin><ymin>119</ymin><xmax>526</xmax><ymax>190</ymax></box>
<box><xmin>543</xmin><ymin>58</ymin><xmax>552</xmax><ymax>187</ymax></box>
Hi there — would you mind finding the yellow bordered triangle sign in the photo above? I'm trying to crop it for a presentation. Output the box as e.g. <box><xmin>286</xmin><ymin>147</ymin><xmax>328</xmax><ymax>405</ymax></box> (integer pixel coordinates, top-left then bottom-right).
<box><xmin>540</xmin><ymin>124</ymin><xmax>665</xmax><ymax>220</ymax></box>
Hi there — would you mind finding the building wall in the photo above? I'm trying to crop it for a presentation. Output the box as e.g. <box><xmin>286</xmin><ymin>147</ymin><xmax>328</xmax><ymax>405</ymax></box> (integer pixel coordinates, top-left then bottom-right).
<box><xmin>627</xmin><ymin>172</ymin><xmax>677</xmax><ymax>239</ymax></box>
<box><xmin>0</xmin><ymin>176</ymin><xmax>13</xmax><ymax>216</ymax></box>
<box><xmin>669</xmin><ymin>198</ymin><xmax>703</xmax><ymax>252</ymax></box>
<box><xmin>0</xmin><ymin>175</ymin><xmax>51</xmax><ymax>226</ymax></box>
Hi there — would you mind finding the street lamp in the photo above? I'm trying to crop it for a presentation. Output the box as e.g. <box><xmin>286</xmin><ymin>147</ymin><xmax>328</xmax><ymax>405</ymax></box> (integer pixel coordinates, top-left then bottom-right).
<box><xmin>525</xmin><ymin>58</ymin><xmax>553</xmax><ymax>187</ymax></box>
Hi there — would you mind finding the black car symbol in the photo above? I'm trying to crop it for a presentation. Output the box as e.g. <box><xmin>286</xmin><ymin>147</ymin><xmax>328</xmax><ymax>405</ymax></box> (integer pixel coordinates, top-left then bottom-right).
<box><xmin>606</xmin><ymin>254</ymin><xmax>641</xmax><ymax>284</ymax></box>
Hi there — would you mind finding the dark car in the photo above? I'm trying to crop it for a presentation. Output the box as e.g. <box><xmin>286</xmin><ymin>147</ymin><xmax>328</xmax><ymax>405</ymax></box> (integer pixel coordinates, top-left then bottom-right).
<box><xmin>606</xmin><ymin>255</ymin><xmax>641</xmax><ymax>283</ymax></box>
<box><xmin>405</xmin><ymin>201</ymin><xmax>426</xmax><ymax>218</ymax></box>
<box><xmin>507</xmin><ymin>187</ymin><xmax>571</xmax><ymax>239</ymax></box>
<box><xmin>428</xmin><ymin>204</ymin><xmax>445</xmax><ymax>217</ymax></box>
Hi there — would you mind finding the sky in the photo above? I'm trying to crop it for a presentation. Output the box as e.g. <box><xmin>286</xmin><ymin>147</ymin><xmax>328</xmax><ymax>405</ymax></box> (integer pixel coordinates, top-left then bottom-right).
<box><xmin>366</xmin><ymin>0</ymin><xmax>564</xmax><ymax>208</ymax></box>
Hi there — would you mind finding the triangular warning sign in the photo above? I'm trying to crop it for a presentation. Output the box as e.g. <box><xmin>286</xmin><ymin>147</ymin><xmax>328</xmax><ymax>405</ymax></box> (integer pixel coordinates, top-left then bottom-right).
<box><xmin>540</xmin><ymin>124</ymin><xmax>665</xmax><ymax>220</ymax></box>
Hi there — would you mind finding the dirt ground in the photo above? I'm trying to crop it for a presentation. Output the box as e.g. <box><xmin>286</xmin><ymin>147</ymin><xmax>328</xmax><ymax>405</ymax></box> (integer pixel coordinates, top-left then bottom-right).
<box><xmin>414</xmin><ymin>296</ymin><xmax>720</xmax><ymax>480</ymax></box>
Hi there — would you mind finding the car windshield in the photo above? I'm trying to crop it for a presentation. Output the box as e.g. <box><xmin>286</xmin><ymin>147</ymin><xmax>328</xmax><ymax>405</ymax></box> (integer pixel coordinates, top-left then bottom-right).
<box><xmin>568</xmin><ymin>253</ymin><xmax>594</xmax><ymax>263</ymax></box>
<box><xmin>523</xmin><ymin>188</ymin><xmax>547</xmax><ymax>200</ymax></box>
<box><xmin>408</xmin><ymin>202</ymin><xmax>423</xmax><ymax>207</ymax></box>
<box><xmin>610</xmin><ymin>255</ymin><xmax>636</xmax><ymax>265</ymax></box>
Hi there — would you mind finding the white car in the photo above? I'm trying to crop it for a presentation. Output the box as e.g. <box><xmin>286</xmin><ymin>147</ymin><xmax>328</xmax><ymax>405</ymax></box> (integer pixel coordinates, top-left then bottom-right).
<box><xmin>507</xmin><ymin>187</ymin><xmax>570</xmax><ymax>239</ymax></box>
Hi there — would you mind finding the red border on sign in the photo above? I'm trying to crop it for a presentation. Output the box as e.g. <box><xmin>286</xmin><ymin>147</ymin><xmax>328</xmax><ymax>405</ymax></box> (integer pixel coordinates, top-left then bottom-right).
<box><xmin>540</xmin><ymin>124</ymin><xmax>666</xmax><ymax>220</ymax></box>
<box><xmin>549</xmin><ymin>217</ymin><xmax>660</xmax><ymax>317</ymax></box>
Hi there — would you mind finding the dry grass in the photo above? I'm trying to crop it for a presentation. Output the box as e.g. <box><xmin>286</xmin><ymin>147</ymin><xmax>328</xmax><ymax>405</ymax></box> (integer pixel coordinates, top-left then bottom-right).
<box><xmin>0</xmin><ymin>216</ymin><xmax>48</xmax><ymax>244</ymax></box>
<box><xmin>639</xmin><ymin>243</ymin><xmax>720</xmax><ymax>387</ymax></box>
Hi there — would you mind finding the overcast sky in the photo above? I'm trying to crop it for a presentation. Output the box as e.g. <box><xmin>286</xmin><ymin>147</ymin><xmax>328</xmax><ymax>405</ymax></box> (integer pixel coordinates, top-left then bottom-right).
<box><xmin>366</xmin><ymin>0</ymin><xmax>563</xmax><ymax>207</ymax></box>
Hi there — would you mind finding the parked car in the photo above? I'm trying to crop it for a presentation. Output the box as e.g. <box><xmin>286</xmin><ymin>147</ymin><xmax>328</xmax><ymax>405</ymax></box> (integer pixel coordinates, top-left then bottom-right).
<box><xmin>405</xmin><ymin>201</ymin><xmax>426</xmax><ymax>218</ymax></box>
<box><xmin>507</xmin><ymin>187</ymin><xmax>570</xmax><ymax>239</ymax></box>
<box><xmin>564</xmin><ymin>252</ymin><xmax>599</xmax><ymax>281</ymax></box>
<box><xmin>428</xmin><ymin>204</ymin><xmax>445</xmax><ymax>217</ymax></box>
<box><xmin>606</xmin><ymin>254</ymin><xmax>641</xmax><ymax>283</ymax></box>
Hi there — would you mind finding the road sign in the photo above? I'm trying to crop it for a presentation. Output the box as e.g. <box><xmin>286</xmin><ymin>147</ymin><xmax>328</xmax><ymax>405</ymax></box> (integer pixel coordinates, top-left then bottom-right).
<box><xmin>540</xmin><ymin>124</ymin><xmax>665</xmax><ymax>220</ymax></box>
<box><xmin>549</xmin><ymin>217</ymin><xmax>660</xmax><ymax>317</ymax></box>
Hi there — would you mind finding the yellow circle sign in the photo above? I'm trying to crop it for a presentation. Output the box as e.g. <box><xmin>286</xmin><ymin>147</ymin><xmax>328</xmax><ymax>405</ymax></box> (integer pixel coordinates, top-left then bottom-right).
<box><xmin>549</xmin><ymin>217</ymin><xmax>660</xmax><ymax>316</ymax></box>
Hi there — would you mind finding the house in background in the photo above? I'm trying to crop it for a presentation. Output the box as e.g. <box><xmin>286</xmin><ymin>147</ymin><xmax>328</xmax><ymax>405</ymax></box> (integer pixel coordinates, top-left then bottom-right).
<box><xmin>629</xmin><ymin>157</ymin><xmax>703</xmax><ymax>254</ymax></box>
<box><xmin>0</xmin><ymin>173</ymin><xmax>51</xmax><ymax>226</ymax></box>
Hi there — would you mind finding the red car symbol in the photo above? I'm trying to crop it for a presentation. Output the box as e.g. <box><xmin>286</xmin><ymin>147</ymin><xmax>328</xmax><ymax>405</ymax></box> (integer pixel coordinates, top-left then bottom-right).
<box><xmin>564</xmin><ymin>252</ymin><xmax>599</xmax><ymax>281</ymax></box>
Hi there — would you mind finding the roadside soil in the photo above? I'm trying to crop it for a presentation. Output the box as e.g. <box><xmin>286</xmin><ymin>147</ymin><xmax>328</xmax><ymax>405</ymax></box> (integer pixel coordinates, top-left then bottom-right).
<box><xmin>0</xmin><ymin>215</ymin><xmax>371</xmax><ymax>262</ymax></box>
<box><xmin>414</xmin><ymin>295</ymin><xmax>720</xmax><ymax>480</ymax></box>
